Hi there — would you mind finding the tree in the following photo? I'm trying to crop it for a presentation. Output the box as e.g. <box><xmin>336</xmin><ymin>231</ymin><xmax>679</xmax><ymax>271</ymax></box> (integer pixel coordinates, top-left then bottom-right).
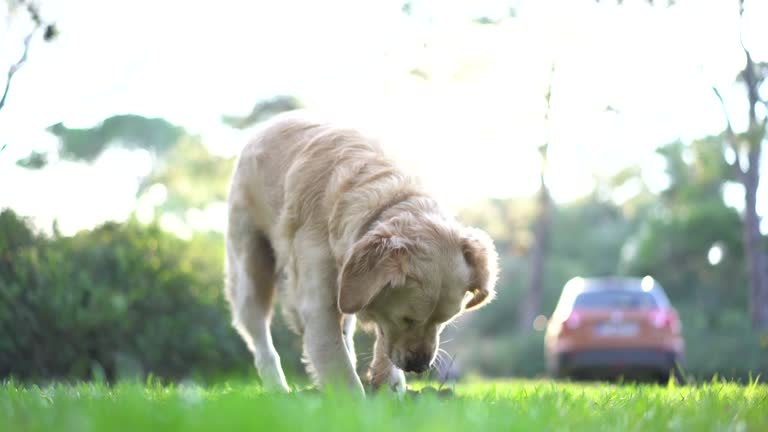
<box><xmin>519</xmin><ymin>65</ymin><xmax>555</xmax><ymax>330</ymax></box>
<box><xmin>37</xmin><ymin>115</ymin><xmax>184</xmax><ymax>163</ymax></box>
<box><xmin>14</xmin><ymin>94</ymin><xmax>302</xmax><ymax>229</ymax></box>
<box><xmin>622</xmin><ymin>138</ymin><xmax>747</xmax><ymax>326</ymax></box>
<box><xmin>710</xmin><ymin>1</ymin><xmax>768</xmax><ymax>329</ymax></box>
<box><xmin>600</xmin><ymin>0</ymin><xmax>768</xmax><ymax>330</ymax></box>
<box><xmin>16</xmin><ymin>114</ymin><xmax>185</xmax><ymax>171</ymax></box>
<box><xmin>15</xmin><ymin>114</ymin><xmax>232</xmax><ymax>228</ymax></box>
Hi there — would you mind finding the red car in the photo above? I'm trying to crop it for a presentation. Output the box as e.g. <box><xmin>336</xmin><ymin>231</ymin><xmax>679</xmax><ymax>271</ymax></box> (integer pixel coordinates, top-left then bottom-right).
<box><xmin>544</xmin><ymin>276</ymin><xmax>685</xmax><ymax>382</ymax></box>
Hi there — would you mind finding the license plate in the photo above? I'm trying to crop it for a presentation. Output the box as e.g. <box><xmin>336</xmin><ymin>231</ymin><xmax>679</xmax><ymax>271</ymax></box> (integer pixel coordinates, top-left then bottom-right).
<box><xmin>594</xmin><ymin>322</ymin><xmax>639</xmax><ymax>337</ymax></box>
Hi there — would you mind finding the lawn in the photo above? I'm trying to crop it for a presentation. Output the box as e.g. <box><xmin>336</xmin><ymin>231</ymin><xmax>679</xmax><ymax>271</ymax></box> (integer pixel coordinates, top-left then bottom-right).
<box><xmin>2</xmin><ymin>378</ymin><xmax>767</xmax><ymax>431</ymax></box>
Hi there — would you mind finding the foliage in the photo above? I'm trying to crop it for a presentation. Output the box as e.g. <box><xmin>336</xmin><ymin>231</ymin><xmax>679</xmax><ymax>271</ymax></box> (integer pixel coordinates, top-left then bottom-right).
<box><xmin>452</xmin><ymin>331</ymin><xmax>546</xmax><ymax>378</ymax></box>
<box><xmin>43</xmin><ymin>115</ymin><xmax>184</xmax><ymax>164</ymax></box>
<box><xmin>680</xmin><ymin>318</ymin><xmax>768</xmax><ymax>381</ymax></box>
<box><xmin>1</xmin><ymin>380</ymin><xmax>767</xmax><ymax>431</ymax></box>
<box><xmin>451</xmin><ymin>135</ymin><xmax>766</xmax><ymax>380</ymax></box>
<box><xmin>414</xmin><ymin>234</ymin><xmax>766</xmax><ymax>380</ymax></box>
<box><xmin>14</xmin><ymin>114</ymin><xmax>239</xmax><ymax>230</ymax></box>
<box><xmin>0</xmin><ymin>209</ymin><xmax>249</xmax><ymax>382</ymax></box>
<box><xmin>621</xmin><ymin>137</ymin><xmax>748</xmax><ymax>319</ymax></box>
<box><xmin>655</xmin><ymin>138</ymin><xmax>734</xmax><ymax>206</ymax></box>
<box><xmin>458</xmin><ymin>195</ymin><xmax>631</xmax><ymax>338</ymax></box>
<box><xmin>3</xmin><ymin>124</ymin><xmax>765</xmax><ymax>382</ymax></box>
<box><xmin>622</xmin><ymin>202</ymin><xmax>746</xmax><ymax>316</ymax></box>
<box><xmin>2</xmin><ymin>90</ymin><xmax>764</xmax><ymax>382</ymax></box>
<box><xmin>453</xmin><ymin>325</ymin><xmax>768</xmax><ymax>382</ymax></box>
<box><xmin>137</xmin><ymin>135</ymin><xmax>235</xmax><ymax>214</ymax></box>
<box><xmin>221</xmin><ymin>95</ymin><xmax>303</xmax><ymax>129</ymax></box>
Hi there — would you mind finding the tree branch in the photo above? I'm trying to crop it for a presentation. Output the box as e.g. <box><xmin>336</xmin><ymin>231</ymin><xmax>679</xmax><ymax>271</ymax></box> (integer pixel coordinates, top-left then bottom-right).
<box><xmin>712</xmin><ymin>86</ymin><xmax>746</xmax><ymax>180</ymax></box>
<box><xmin>0</xmin><ymin>25</ymin><xmax>40</xmax><ymax>113</ymax></box>
<box><xmin>0</xmin><ymin>0</ymin><xmax>56</xmax><ymax>115</ymax></box>
<box><xmin>736</xmin><ymin>0</ymin><xmax>763</xmax><ymax>132</ymax></box>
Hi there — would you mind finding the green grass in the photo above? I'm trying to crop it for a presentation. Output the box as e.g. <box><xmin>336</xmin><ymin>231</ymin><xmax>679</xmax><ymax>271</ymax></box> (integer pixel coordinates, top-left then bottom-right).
<box><xmin>2</xmin><ymin>378</ymin><xmax>767</xmax><ymax>432</ymax></box>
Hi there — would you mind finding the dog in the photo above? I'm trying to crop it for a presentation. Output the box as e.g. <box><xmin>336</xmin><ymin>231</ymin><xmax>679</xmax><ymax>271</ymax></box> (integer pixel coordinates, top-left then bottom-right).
<box><xmin>224</xmin><ymin>111</ymin><xmax>499</xmax><ymax>395</ymax></box>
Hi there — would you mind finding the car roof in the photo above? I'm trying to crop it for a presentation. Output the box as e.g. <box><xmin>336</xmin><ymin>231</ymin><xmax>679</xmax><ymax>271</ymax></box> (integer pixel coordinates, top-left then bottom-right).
<box><xmin>558</xmin><ymin>275</ymin><xmax>671</xmax><ymax>304</ymax></box>
<box><xmin>563</xmin><ymin>276</ymin><xmax>658</xmax><ymax>291</ymax></box>
<box><xmin>583</xmin><ymin>277</ymin><xmax>652</xmax><ymax>291</ymax></box>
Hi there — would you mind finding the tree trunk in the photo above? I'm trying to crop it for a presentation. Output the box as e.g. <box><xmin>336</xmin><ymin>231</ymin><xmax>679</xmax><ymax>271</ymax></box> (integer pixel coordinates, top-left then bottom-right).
<box><xmin>519</xmin><ymin>183</ymin><xmax>552</xmax><ymax>330</ymax></box>
<box><xmin>715</xmin><ymin>36</ymin><xmax>768</xmax><ymax>330</ymax></box>
<box><xmin>742</xmin><ymin>143</ymin><xmax>768</xmax><ymax>329</ymax></box>
<box><xmin>520</xmin><ymin>65</ymin><xmax>555</xmax><ymax>331</ymax></box>
<box><xmin>739</xmin><ymin>47</ymin><xmax>768</xmax><ymax>330</ymax></box>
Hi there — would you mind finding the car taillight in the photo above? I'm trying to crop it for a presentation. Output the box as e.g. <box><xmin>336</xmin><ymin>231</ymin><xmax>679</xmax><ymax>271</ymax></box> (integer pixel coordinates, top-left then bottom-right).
<box><xmin>564</xmin><ymin>310</ymin><xmax>582</xmax><ymax>329</ymax></box>
<box><xmin>649</xmin><ymin>308</ymin><xmax>681</xmax><ymax>332</ymax></box>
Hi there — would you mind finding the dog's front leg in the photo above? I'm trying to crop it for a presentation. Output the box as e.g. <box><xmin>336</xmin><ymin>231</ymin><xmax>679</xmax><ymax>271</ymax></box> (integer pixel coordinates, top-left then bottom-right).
<box><xmin>294</xmin><ymin>232</ymin><xmax>364</xmax><ymax>395</ymax></box>
<box><xmin>368</xmin><ymin>333</ymin><xmax>407</xmax><ymax>396</ymax></box>
<box><xmin>301</xmin><ymin>305</ymin><xmax>365</xmax><ymax>395</ymax></box>
<box><xmin>342</xmin><ymin>314</ymin><xmax>357</xmax><ymax>370</ymax></box>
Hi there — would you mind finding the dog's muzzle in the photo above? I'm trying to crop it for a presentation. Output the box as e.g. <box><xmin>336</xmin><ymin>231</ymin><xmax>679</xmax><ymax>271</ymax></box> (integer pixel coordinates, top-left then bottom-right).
<box><xmin>403</xmin><ymin>352</ymin><xmax>432</xmax><ymax>373</ymax></box>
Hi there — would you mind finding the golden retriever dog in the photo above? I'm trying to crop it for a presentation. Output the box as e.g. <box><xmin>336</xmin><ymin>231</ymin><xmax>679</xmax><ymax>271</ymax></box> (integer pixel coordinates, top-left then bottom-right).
<box><xmin>224</xmin><ymin>111</ymin><xmax>498</xmax><ymax>395</ymax></box>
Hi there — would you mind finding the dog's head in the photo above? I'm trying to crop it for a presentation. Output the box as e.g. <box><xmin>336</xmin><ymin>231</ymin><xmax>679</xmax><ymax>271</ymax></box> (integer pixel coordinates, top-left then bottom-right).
<box><xmin>337</xmin><ymin>213</ymin><xmax>498</xmax><ymax>373</ymax></box>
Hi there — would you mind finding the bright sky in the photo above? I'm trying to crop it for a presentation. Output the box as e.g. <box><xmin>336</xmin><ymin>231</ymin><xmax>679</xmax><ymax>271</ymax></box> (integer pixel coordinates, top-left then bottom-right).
<box><xmin>0</xmin><ymin>0</ymin><xmax>766</xmax><ymax>235</ymax></box>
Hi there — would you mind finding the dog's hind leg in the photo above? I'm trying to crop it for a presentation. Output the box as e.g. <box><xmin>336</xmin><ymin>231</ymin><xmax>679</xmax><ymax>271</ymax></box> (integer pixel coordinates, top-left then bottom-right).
<box><xmin>225</xmin><ymin>208</ymin><xmax>289</xmax><ymax>392</ymax></box>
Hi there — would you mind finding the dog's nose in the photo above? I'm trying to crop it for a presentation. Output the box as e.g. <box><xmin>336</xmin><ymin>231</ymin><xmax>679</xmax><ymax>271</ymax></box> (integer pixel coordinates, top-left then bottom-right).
<box><xmin>403</xmin><ymin>353</ymin><xmax>432</xmax><ymax>373</ymax></box>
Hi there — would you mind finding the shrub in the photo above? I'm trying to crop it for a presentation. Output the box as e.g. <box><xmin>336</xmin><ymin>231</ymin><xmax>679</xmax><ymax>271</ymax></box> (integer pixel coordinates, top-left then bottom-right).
<box><xmin>0</xmin><ymin>209</ymin><xmax>250</xmax><ymax>382</ymax></box>
<box><xmin>452</xmin><ymin>309</ymin><xmax>768</xmax><ymax>382</ymax></box>
<box><xmin>679</xmin><ymin>321</ymin><xmax>768</xmax><ymax>382</ymax></box>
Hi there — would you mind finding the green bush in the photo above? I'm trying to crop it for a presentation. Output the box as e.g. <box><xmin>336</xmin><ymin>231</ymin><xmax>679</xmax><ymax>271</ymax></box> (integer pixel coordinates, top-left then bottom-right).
<box><xmin>2</xmin><ymin>206</ymin><xmax>764</xmax><ymax>384</ymax></box>
<box><xmin>453</xmin><ymin>311</ymin><xmax>768</xmax><ymax>381</ymax></box>
<box><xmin>679</xmin><ymin>321</ymin><xmax>768</xmax><ymax>382</ymax></box>
<box><xmin>456</xmin><ymin>331</ymin><xmax>547</xmax><ymax>378</ymax></box>
<box><xmin>0</xmin><ymin>209</ymin><xmax>250</xmax><ymax>382</ymax></box>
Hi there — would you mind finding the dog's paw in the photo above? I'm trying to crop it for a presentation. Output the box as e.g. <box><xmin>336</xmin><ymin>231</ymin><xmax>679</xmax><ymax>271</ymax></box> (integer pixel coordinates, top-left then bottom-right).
<box><xmin>262</xmin><ymin>380</ymin><xmax>291</xmax><ymax>393</ymax></box>
<box><xmin>412</xmin><ymin>386</ymin><xmax>455</xmax><ymax>399</ymax></box>
<box><xmin>388</xmin><ymin>367</ymin><xmax>406</xmax><ymax>397</ymax></box>
<box><xmin>257</xmin><ymin>364</ymin><xmax>291</xmax><ymax>393</ymax></box>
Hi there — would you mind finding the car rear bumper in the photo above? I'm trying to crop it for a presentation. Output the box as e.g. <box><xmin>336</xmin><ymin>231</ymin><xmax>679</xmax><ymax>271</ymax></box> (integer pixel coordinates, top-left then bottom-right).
<box><xmin>560</xmin><ymin>348</ymin><xmax>679</xmax><ymax>372</ymax></box>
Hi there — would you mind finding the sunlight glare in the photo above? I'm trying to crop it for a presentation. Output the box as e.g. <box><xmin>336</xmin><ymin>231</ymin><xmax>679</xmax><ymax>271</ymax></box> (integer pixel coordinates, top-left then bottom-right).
<box><xmin>708</xmin><ymin>243</ymin><xmax>724</xmax><ymax>266</ymax></box>
<box><xmin>532</xmin><ymin>315</ymin><xmax>548</xmax><ymax>331</ymax></box>
<box><xmin>641</xmin><ymin>275</ymin><xmax>655</xmax><ymax>292</ymax></box>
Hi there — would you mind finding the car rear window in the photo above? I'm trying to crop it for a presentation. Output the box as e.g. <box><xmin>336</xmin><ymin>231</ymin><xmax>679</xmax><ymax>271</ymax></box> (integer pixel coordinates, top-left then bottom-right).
<box><xmin>573</xmin><ymin>291</ymin><xmax>658</xmax><ymax>309</ymax></box>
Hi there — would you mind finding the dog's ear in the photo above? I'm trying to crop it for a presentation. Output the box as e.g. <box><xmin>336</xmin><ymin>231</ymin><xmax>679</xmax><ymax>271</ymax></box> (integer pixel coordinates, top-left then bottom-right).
<box><xmin>338</xmin><ymin>233</ymin><xmax>410</xmax><ymax>314</ymax></box>
<box><xmin>461</xmin><ymin>227</ymin><xmax>499</xmax><ymax>310</ymax></box>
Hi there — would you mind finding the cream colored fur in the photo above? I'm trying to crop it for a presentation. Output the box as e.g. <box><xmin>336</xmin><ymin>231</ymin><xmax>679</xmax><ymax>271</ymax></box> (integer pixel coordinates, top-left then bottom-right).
<box><xmin>224</xmin><ymin>110</ymin><xmax>499</xmax><ymax>395</ymax></box>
